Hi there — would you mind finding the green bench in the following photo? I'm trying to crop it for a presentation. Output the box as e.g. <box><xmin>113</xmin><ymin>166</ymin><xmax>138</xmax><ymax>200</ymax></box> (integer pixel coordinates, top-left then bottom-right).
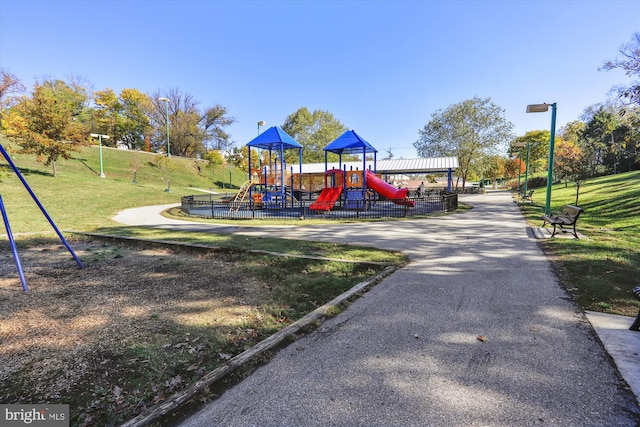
<box><xmin>542</xmin><ymin>205</ymin><xmax>583</xmax><ymax>238</ymax></box>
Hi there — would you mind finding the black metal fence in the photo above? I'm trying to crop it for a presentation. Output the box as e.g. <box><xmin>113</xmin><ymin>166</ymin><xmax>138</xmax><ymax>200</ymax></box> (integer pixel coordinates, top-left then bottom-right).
<box><xmin>181</xmin><ymin>192</ymin><xmax>458</xmax><ymax>221</ymax></box>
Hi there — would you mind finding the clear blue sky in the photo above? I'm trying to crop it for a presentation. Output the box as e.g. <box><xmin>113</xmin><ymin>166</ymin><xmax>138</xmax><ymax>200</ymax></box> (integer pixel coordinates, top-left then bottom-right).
<box><xmin>1</xmin><ymin>0</ymin><xmax>639</xmax><ymax>158</ymax></box>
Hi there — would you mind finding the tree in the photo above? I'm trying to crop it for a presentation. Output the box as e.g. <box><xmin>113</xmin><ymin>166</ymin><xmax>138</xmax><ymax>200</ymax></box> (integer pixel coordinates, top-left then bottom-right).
<box><xmin>582</xmin><ymin>106</ymin><xmax>621</xmax><ymax>173</ymax></box>
<box><xmin>554</xmin><ymin>138</ymin><xmax>591</xmax><ymax>205</ymax></box>
<box><xmin>0</xmin><ymin>69</ymin><xmax>25</xmax><ymax>128</ymax></box>
<box><xmin>91</xmin><ymin>88</ymin><xmax>152</xmax><ymax>150</ymax></box>
<box><xmin>3</xmin><ymin>79</ymin><xmax>89</xmax><ymax>176</ymax></box>
<box><xmin>204</xmin><ymin>149</ymin><xmax>225</xmax><ymax>187</ymax></box>
<box><xmin>618</xmin><ymin>108</ymin><xmax>640</xmax><ymax>171</ymax></box>
<box><xmin>509</xmin><ymin>130</ymin><xmax>550</xmax><ymax>175</ymax></box>
<box><xmin>504</xmin><ymin>157</ymin><xmax>524</xmax><ymax>183</ymax></box>
<box><xmin>201</xmin><ymin>104</ymin><xmax>235</xmax><ymax>151</ymax></box>
<box><xmin>281</xmin><ymin>107</ymin><xmax>348</xmax><ymax>163</ymax></box>
<box><xmin>484</xmin><ymin>155</ymin><xmax>506</xmax><ymax>188</ymax></box>
<box><xmin>414</xmin><ymin>97</ymin><xmax>514</xmax><ymax>189</ymax></box>
<box><xmin>601</xmin><ymin>32</ymin><xmax>640</xmax><ymax>108</ymax></box>
<box><xmin>149</xmin><ymin>89</ymin><xmax>234</xmax><ymax>158</ymax></box>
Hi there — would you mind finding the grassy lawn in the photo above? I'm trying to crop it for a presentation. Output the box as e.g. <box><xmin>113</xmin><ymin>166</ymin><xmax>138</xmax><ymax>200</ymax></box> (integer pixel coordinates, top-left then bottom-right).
<box><xmin>0</xmin><ymin>139</ymin><xmax>407</xmax><ymax>425</ymax></box>
<box><xmin>517</xmin><ymin>170</ymin><xmax>640</xmax><ymax>316</ymax></box>
<box><xmin>0</xmin><ymin>138</ymin><xmax>245</xmax><ymax>234</ymax></box>
<box><xmin>3</xmin><ymin>137</ymin><xmax>638</xmax><ymax>423</ymax></box>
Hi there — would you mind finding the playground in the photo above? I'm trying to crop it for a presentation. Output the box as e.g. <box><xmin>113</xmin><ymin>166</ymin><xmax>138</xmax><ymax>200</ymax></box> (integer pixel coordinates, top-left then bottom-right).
<box><xmin>181</xmin><ymin>127</ymin><xmax>459</xmax><ymax>220</ymax></box>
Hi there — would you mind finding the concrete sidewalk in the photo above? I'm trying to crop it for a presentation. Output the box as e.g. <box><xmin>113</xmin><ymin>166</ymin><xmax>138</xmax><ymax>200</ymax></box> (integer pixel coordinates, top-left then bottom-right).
<box><xmin>113</xmin><ymin>192</ymin><xmax>640</xmax><ymax>426</ymax></box>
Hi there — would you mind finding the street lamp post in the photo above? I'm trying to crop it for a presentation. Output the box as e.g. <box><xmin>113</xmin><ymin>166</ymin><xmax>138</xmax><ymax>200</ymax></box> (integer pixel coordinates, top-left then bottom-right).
<box><xmin>511</xmin><ymin>148</ymin><xmax>523</xmax><ymax>193</ymax></box>
<box><xmin>158</xmin><ymin>97</ymin><xmax>170</xmax><ymax>157</ymax></box>
<box><xmin>90</xmin><ymin>133</ymin><xmax>109</xmax><ymax>178</ymax></box>
<box><xmin>513</xmin><ymin>141</ymin><xmax>531</xmax><ymax>194</ymax></box>
<box><xmin>258</xmin><ymin>120</ymin><xmax>265</xmax><ymax>136</ymax></box>
<box><xmin>526</xmin><ymin>102</ymin><xmax>557</xmax><ymax>214</ymax></box>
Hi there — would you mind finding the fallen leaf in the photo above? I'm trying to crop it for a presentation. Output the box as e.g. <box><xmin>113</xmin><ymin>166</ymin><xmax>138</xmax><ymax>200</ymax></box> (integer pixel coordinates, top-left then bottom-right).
<box><xmin>477</xmin><ymin>335</ymin><xmax>487</xmax><ymax>342</ymax></box>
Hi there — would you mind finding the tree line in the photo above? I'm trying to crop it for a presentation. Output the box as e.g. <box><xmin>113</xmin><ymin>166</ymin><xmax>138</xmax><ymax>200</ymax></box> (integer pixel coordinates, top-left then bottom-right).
<box><xmin>0</xmin><ymin>72</ymin><xmax>353</xmax><ymax>176</ymax></box>
<box><xmin>414</xmin><ymin>32</ymin><xmax>640</xmax><ymax>192</ymax></box>
<box><xmin>0</xmin><ymin>75</ymin><xmax>237</xmax><ymax>175</ymax></box>
<box><xmin>1</xmin><ymin>33</ymin><xmax>638</xmax><ymax>185</ymax></box>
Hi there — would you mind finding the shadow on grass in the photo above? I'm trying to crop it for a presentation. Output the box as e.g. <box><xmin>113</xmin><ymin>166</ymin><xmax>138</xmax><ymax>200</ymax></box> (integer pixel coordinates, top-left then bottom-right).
<box><xmin>0</xmin><ymin>164</ymin><xmax>54</xmax><ymax>177</ymax></box>
<box><xmin>72</xmin><ymin>157</ymin><xmax>99</xmax><ymax>175</ymax></box>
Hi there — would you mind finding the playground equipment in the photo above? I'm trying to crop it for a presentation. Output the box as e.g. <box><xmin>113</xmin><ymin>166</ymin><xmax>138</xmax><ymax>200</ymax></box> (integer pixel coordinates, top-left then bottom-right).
<box><xmin>229</xmin><ymin>179</ymin><xmax>259</xmax><ymax>212</ymax></box>
<box><xmin>246</xmin><ymin>126</ymin><xmax>303</xmax><ymax>210</ymax></box>
<box><xmin>310</xmin><ymin>168</ymin><xmax>414</xmax><ymax>211</ymax></box>
<box><xmin>365</xmin><ymin>170</ymin><xmax>414</xmax><ymax>206</ymax></box>
<box><xmin>0</xmin><ymin>143</ymin><xmax>84</xmax><ymax>292</ymax></box>
<box><xmin>310</xmin><ymin>130</ymin><xmax>414</xmax><ymax>212</ymax></box>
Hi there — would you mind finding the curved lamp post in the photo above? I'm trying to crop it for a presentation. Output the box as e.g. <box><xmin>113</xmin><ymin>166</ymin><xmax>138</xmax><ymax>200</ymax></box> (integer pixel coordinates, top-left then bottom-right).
<box><xmin>158</xmin><ymin>97</ymin><xmax>170</xmax><ymax>157</ymax></box>
<box><xmin>526</xmin><ymin>103</ymin><xmax>556</xmax><ymax>215</ymax></box>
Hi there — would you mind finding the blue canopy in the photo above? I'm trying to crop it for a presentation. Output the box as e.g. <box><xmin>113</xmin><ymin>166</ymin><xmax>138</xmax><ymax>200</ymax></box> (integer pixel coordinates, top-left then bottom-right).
<box><xmin>245</xmin><ymin>126</ymin><xmax>303</xmax><ymax>150</ymax></box>
<box><xmin>324</xmin><ymin>130</ymin><xmax>378</xmax><ymax>155</ymax></box>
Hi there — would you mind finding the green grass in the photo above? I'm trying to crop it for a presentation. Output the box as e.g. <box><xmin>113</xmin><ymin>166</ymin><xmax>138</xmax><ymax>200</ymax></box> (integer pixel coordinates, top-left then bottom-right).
<box><xmin>0</xmin><ymin>136</ymin><xmax>409</xmax><ymax>425</ymax></box>
<box><xmin>86</xmin><ymin>227</ymin><xmax>407</xmax><ymax>264</ymax></box>
<box><xmin>0</xmin><ymin>136</ymin><xmax>245</xmax><ymax>234</ymax></box>
<box><xmin>518</xmin><ymin>170</ymin><xmax>640</xmax><ymax>316</ymax></box>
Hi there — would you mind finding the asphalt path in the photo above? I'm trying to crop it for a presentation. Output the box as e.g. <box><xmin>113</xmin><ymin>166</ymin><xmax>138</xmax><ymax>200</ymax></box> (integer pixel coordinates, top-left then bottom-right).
<box><xmin>114</xmin><ymin>192</ymin><xmax>640</xmax><ymax>426</ymax></box>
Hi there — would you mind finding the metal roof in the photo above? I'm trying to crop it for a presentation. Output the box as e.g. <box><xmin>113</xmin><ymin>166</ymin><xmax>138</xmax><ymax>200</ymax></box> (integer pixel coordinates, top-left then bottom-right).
<box><xmin>291</xmin><ymin>157</ymin><xmax>458</xmax><ymax>175</ymax></box>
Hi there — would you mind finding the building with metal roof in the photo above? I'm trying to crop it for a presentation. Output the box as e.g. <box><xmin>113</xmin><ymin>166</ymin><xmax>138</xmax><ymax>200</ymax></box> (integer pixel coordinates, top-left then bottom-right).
<box><xmin>291</xmin><ymin>157</ymin><xmax>458</xmax><ymax>175</ymax></box>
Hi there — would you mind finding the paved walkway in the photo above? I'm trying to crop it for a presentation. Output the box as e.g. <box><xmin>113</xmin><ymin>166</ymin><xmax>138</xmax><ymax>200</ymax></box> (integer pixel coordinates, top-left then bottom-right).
<box><xmin>113</xmin><ymin>192</ymin><xmax>640</xmax><ymax>426</ymax></box>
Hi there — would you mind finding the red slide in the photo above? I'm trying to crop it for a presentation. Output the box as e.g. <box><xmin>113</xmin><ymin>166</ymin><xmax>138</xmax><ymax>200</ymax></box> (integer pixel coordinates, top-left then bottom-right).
<box><xmin>310</xmin><ymin>187</ymin><xmax>343</xmax><ymax>211</ymax></box>
<box><xmin>365</xmin><ymin>170</ymin><xmax>415</xmax><ymax>207</ymax></box>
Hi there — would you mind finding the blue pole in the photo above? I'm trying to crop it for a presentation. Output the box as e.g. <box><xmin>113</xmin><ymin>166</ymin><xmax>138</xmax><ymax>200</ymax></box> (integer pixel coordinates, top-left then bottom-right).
<box><xmin>0</xmin><ymin>195</ymin><xmax>29</xmax><ymax>291</ymax></box>
<box><xmin>545</xmin><ymin>103</ymin><xmax>557</xmax><ymax>215</ymax></box>
<box><xmin>523</xmin><ymin>141</ymin><xmax>530</xmax><ymax>194</ymax></box>
<box><xmin>0</xmin><ymin>143</ymin><xmax>84</xmax><ymax>269</ymax></box>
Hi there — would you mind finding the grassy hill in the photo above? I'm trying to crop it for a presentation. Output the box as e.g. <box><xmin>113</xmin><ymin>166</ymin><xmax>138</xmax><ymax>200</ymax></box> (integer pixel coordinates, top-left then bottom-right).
<box><xmin>519</xmin><ymin>169</ymin><xmax>640</xmax><ymax>316</ymax></box>
<box><xmin>0</xmin><ymin>136</ymin><xmax>245</xmax><ymax>234</ymax></box>
<box><xmin>2</xmin><ymin>135</ymin><xmax>638</xmax><ymax>316</ymax></box>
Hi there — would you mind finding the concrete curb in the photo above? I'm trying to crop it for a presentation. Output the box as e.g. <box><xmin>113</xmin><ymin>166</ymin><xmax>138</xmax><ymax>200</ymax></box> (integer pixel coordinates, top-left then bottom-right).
<box><xmin>119</xmin><ymin>265</ymin><xmax>399</xmax><ymax>426</ymax></box>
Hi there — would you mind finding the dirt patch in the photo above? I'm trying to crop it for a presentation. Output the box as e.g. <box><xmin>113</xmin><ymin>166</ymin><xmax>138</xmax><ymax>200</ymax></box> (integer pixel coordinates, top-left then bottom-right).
<box><xmin>0</xmin><ymin>241</ymin><xmax>271</xmax><ymax>425</ymax></box>
<box><xmin>0</xmin><ymin>239</ymin><xmax>387</xmax><ymax>426</ymax></box>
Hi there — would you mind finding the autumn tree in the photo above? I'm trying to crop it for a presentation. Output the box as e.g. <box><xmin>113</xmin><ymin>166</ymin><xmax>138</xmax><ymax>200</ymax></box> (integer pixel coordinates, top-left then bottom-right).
<box><xmin>92</xmin><ymin>88</ymin><xmax>152</xmax><ymax>150</ymax></box>
<box><xmin>554</xmin><ymin>138</ymin><xmax>591</xmax><ymax>205</ymax></box>
<box><xmin>0</xmin><ymin>69</ymin><xmax>25</xmax><ymax>129</ymax></box>
<box><xmin>483</xmin><ymin>155</ymin><xmax>507</xmax><ymax>188</ymax></box>
<box><xmin>281</xmin><ymin>107</ymin><xmax>348</xmax><ymax>163</ymax></box>
<box><xmin>149</xmin><ymin>89</ymin><xmax>234</xmax><ymax>158</ymax></box>
<box><xmin>601</xmin><ymin>32</ymin><xmax>640</xmax><ymax>108</ymax></box>
<box><xmin>414</xmin><ymin>97</ymin><xmax>513</xmax><ymax>189</ymax></box>
<box><xmin>504</xmin><ymin>157</ymin><xmax>524</xmax><ymax>182</ymax></box>
<box><xmin>509</xmin><ymin>130</ymin><xmax>550</xmax><ymax>175</ymax></box>
<box><xmin>3</xmin><ymin>79</ymin><xmax>89</xmax><ymax>176</ymax></box>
